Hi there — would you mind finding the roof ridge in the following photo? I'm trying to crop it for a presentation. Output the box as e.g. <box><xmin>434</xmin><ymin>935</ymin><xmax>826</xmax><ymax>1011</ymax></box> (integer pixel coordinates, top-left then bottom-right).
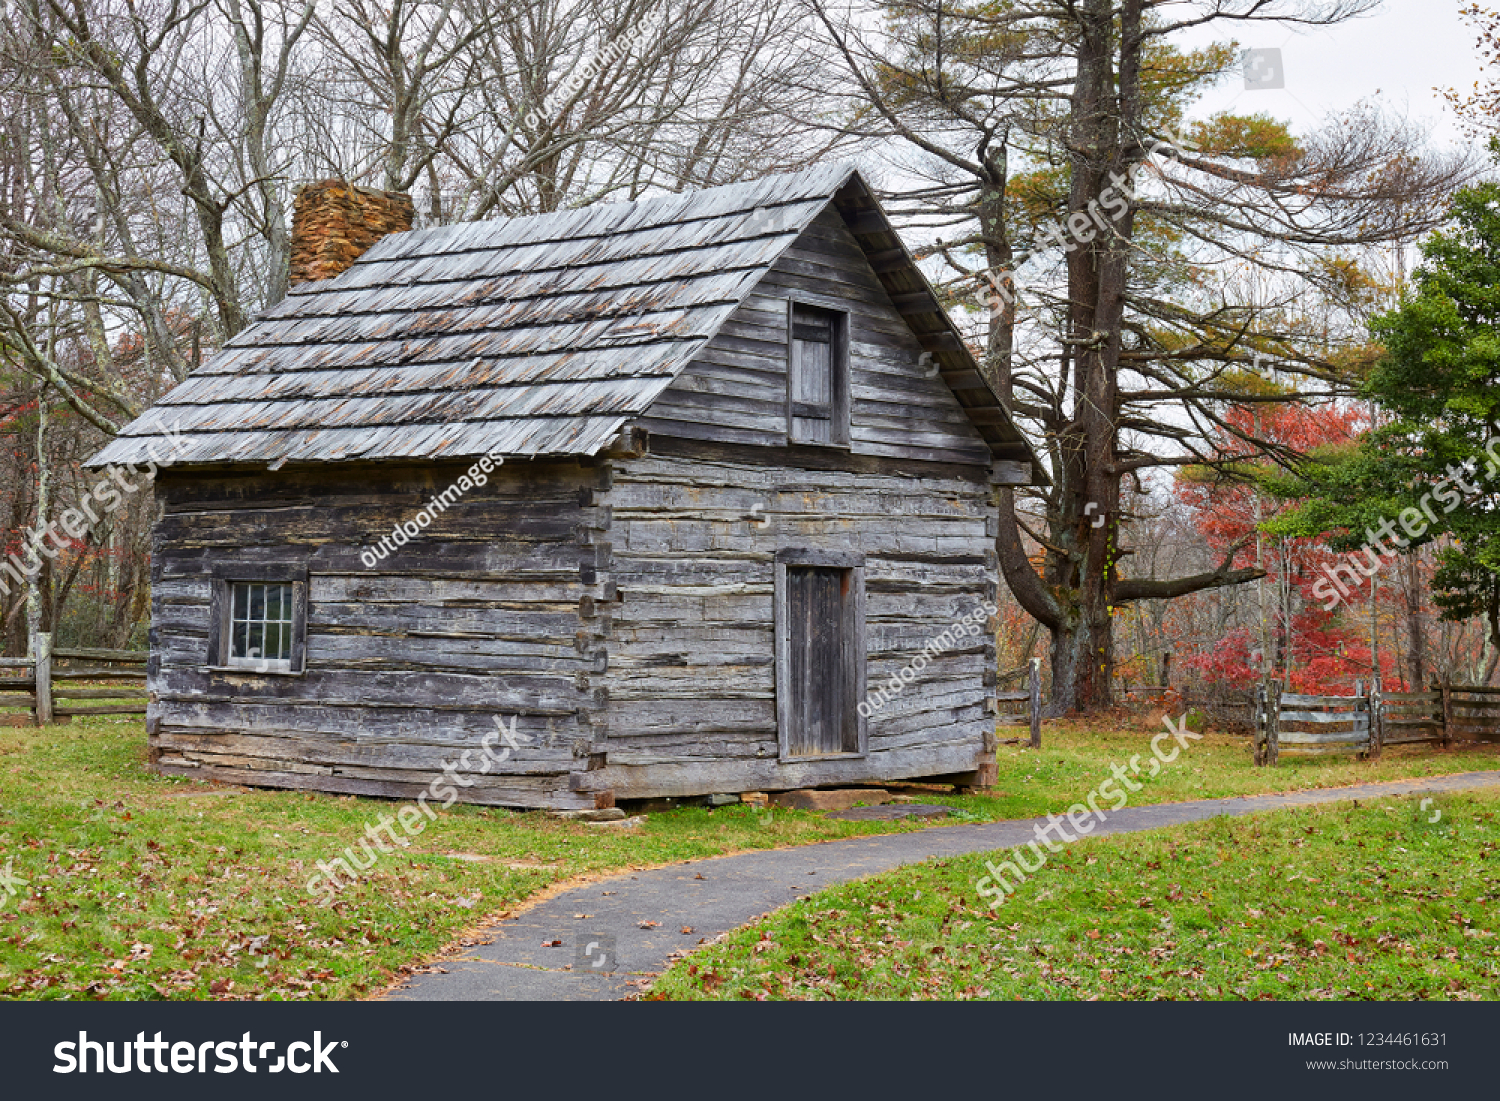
<box><xmin>353</xmin><ymin>162</ymin><xmax>860</xmax><ymax>267</ymax></box>
<box><xmin>88</xmin><ymin>162</ymin><xmax>1021</xmax><ymax>470</ymax></box>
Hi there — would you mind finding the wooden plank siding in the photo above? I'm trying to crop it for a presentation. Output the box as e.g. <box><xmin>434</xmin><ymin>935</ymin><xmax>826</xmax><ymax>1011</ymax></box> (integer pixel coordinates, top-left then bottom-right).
<box><xmin>637</xmin><ymin>206</ymin><xmax>992</xmax><ymax>466</ymax></box>
<box><xmin>124</xmin><ymin>166</ymin><xmax>1023</xmax><ymax>809</ymax></box>
<box><xmin>146</xmin><ymin>460</ymin><xmax>612</xmax><ymax>808</ymax></box>
<box><xmin>584</xmin><ymin>451</ymin><xmax>999</xmax><ymax>798</ymax></box>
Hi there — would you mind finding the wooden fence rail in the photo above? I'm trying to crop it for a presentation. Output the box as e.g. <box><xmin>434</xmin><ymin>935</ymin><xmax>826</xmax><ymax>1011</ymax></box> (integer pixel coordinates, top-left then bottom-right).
<box><xmin>0</xmin><ymin>634</ymin><xmax>148</xmax><ymax>726</ymax></box>
<box><xmin>1255</xmin><ymin>681</ymin><xmax>1500</xmax><ymax>764</ymax></box>
<box><xmin>1445</xmin><ymin>684</ymin><xmax>1500</xmax><ymax>745</ymax></box>
<box><xmin>1379</xmin><ymin>688</ymin><xmax>1446</xmax><ymax>747</ymax></box>
<box><xmin>1273</xmin><ymin>687</ymin><xmax>1372</xmax><ymax>759</ymax></box>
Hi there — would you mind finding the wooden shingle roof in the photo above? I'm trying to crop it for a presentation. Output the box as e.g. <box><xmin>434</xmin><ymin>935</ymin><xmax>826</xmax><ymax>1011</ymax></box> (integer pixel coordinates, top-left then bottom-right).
<box><xmin>90</xmin><ymin>163</ymin><xmax>1037</xmax><ymax>474</ymax></box>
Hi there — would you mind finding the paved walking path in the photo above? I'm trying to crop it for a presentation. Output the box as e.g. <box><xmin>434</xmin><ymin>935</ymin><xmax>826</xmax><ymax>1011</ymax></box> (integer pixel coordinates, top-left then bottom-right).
<box><xmin>383</xmin><ymin>770</ymin><xmax>1500</xmax><ymax>1001</ymax></box>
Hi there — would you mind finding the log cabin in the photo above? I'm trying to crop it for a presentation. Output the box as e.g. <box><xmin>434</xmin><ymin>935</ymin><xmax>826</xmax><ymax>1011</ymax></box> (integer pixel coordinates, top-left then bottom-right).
<box><xmin>88</xmin><ymin>164</ymin><xmax>1044</xmax><ymax>809</ymax></box>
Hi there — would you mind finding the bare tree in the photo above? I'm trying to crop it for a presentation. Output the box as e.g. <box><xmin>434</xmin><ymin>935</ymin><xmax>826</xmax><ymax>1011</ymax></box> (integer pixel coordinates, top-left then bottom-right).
<box><xmin>0</xmin><ymin>0</ymin><xmax>850</xmax><ymax>650</ymax></box>
<box><xmin>801</xmin><ymin>0</ymin><xmax>1475</xmax><ymax>710</ymax></box>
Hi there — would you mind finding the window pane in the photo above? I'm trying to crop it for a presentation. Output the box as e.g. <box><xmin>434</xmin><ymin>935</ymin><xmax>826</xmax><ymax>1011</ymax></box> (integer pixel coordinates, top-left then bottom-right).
<box><xmin>227</xmin><ymin>581</ymin><xmax>295</xmax><ymax>664</ymax></box>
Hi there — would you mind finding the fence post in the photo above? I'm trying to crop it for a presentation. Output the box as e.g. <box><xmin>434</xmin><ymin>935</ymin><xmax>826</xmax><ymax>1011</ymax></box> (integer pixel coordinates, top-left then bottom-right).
<box><xmin>32</xmin><ymin>631</ymin><xmax>52</xmax><ymax>726</ymax></box>
<box><xmin>1369</xmin><ymin>679</ymin><xmax>1383</xmax><ymax>759</ymax></box>
<box><xmin>1254</xmin><ymin>683</ymin><xmax>1267</xmax><ymax>766</ymax></box>
<box><xmin>1354</xmin><ymin>679</ymin><xmax>1369</xmax><ymax>759</ymax></box>
<box><xmin>1267</xmin><ymin>680</ymin><xmax>1280</xmax><ymax>767</ymax></box>
<box><xmin>1441</xmin><ymin>681</ymin><xmax>1454</xmax><ymax>748</ymax></box>
<box><xmin>1028</xmin><ymin>657</ymin><xmax>1041</xmax><ymax>749</ymax></box>
<box><xmin>1354</xmin><ymin>679</ymin><xmax>1362</xmax><ymax>757</ymax></box>
<box><xmin>1428</xmin><ymin>682</ymin><xmax>1440</xmax><ymax>747</ymax></box>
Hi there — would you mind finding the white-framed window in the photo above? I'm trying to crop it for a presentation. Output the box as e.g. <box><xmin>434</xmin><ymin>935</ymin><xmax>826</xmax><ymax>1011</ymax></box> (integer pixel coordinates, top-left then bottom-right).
<box><xmin>208</xmin><ymin>568</ymin><xmax>308</xmax><ymax>674</ymax></box>
<box><xmin>229</xmin><ymin>582</ymin><xmax>295</xmax><ymax>671</ymax></box>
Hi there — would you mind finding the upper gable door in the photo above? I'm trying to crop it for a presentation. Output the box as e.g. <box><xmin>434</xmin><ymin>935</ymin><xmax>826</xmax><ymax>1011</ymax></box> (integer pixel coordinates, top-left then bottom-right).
<box><xmin>636</xmin><ymin>205</ymin><xmax>993</xmax><ymax>466</ymax></box>
<box><xmin>787</xmin><ymin>302</ymin><xmax>849</xmax><ymax>447</ymax></box>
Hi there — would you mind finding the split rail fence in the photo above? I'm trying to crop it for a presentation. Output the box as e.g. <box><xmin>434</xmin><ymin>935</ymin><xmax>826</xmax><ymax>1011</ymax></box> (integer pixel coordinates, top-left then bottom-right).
<box><xmin>1254</xmin><ymin>681</ymin><xmax>1496</xmax><ymax>766</ymax></box>
<box><xmin>0</xmin><ymin>633</ymin><xmax>148</xmax><ymax>726</ymax></box>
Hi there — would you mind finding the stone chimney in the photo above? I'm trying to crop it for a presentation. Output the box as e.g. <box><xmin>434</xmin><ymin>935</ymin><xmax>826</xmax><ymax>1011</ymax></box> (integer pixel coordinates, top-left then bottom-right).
<box><xmin>287</xmin><ymin>181</ymin><xmax>415</xmax><ymax>286</ymax></box>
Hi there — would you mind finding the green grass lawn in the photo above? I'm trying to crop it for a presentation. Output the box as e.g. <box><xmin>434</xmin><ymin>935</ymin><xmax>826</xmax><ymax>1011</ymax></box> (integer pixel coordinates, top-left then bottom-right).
<box><xmin>973</xmin><ymin>715</ymin><xmax>1500</xmax><ymax>818</ymax></box>
<box><xmin>646</xmin><ymin>791</ymin><xmax>1500</xmax><ymax>1001</ymax></box>
<box><xmin>1</xmin><ymin>711</ymin><xmax>1497</xmax><ymax>1000</ymax></box>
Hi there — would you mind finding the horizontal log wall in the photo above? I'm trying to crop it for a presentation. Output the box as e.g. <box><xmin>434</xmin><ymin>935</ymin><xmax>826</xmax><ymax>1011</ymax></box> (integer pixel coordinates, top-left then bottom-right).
<box><xmin>589</xmin><ymin>449</ymin><xmax>998</xmax><ymax>797</ymax></box>
<box><xmin>639</xmin><ymin>206</ymin><xmax>992</xmax><ymax>467</ymax></box>
<box><xmin>148</xmin><ymin>460</ymin><xmax>609</xmax><ymax>808</ymax></box>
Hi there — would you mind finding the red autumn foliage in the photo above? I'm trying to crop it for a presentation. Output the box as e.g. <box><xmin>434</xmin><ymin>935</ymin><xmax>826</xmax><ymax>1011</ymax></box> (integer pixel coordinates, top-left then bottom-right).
<box><xmin>1174</xmin><ymin>402</ymin><xmax>1403</xmax><ymax>693</ymax></box>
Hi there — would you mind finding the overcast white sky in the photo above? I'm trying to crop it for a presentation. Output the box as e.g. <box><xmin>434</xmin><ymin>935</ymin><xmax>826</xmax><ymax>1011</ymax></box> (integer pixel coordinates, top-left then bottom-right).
<box><xmin>1178</xmin><ymin>0</ymin><xmax>1485</xmax><ymax>153</ymax></box>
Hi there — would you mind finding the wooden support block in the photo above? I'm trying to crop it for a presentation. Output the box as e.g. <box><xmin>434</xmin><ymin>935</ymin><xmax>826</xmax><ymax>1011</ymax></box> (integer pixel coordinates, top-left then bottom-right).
<box><xmin>769</xmin><ymin>788</ymin><xmax>892</xmax><ymax>811</ymax></box>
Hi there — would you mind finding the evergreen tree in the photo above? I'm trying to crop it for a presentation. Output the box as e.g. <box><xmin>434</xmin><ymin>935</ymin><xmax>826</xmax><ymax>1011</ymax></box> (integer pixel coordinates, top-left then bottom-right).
<box><xmin>1270</xmin><ymin>171</ymin><xmax>1500</xmax><ymax>650</ymax></box>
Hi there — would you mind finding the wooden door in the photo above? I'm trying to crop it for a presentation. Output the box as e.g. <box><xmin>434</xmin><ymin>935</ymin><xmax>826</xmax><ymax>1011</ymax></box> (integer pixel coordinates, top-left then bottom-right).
<box><xmin>778</xmin><ymin>560</ymin><xmax>864</xmax><ymax>757</ymax></box>
<box><xmin>787</xmin><ymin>303</ymin><xmax>848</xmax><ymax>446</ymax></box>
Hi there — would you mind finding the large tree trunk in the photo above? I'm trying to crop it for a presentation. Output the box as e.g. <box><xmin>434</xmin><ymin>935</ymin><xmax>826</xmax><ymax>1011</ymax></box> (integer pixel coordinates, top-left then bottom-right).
<box><xmin>1044</xmin><ymin>0</ymin><xmax>1130</xmax><ymax>711</ymax></box>
<box><xmin>980</xmin><ymin>0</ymin><xmax>1137</xmax><ymax>713</ymax></box>
<box><xmin>988</xmin><ymin>0</ymin><xmax>1268</xmax><ymax>713</ymax></box>
<box><xmin>1048</xmin><ymin>604</ymin><xmax>1115</xmax><ymax>712</ymax></box>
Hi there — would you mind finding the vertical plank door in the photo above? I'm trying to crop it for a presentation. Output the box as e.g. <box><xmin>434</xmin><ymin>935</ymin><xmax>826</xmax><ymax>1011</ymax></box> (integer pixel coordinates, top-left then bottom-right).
<box><xmin>789</xmin><ymin>306</ymin><xmax>834</xmax><ymax>445</ymax></box>
<box><xmin>784</xmin><ymin>565</ymin><xmax>852</xmax><ymax>756</ymax></box>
